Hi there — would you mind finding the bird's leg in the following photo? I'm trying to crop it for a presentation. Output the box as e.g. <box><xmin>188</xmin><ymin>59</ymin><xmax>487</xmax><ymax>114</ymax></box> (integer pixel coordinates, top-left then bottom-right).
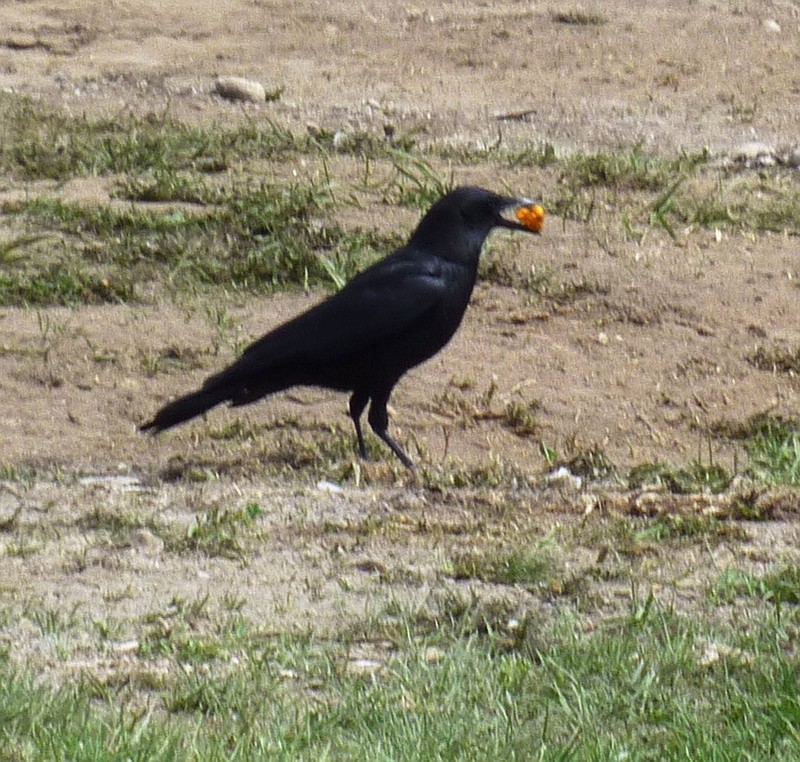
<box><xmin>367</xmin><ymin>393</ymin><xmax>414</xmax><ymax>469</ymax></box>
<box><xmin>348</xmin><ymin>391</ymin><xmax>370</xmax><ymax>459</ymax></box>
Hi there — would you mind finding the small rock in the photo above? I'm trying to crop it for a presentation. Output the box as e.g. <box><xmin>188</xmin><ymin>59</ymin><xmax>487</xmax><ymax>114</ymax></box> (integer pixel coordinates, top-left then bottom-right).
<box><xmin>697</xmin><ymin>640</ymin><xmax>754</xmax><ymax>667</ymax></box>
<box><xmin>423</xmin><ymin>646</ymin><xmax>445</xmax><ymax>663</ymax></box>
<box><xmin>213</xmin><ymin>76</ymin><xmax>266</xmax><ymax>103</ymax></box>
<box><xmin>129</xmin><ymin>529</ymin><xmax>165</xmax><ymax>555</ymax></box>
<box><xmin>780</xmin><ymin>145</ymin><xmax>800</xmax><ymax>168</ymax></box>
<box><xmin>332</xmin><ymin>130</ymin><xmax>350</xmax><ymax>151</ymax></box>
<box><xmin>762</xmin><ymin>18</ymin><xmax>781</xmax><ymax>34</ymax></box>
<box><xmin>78</xmin><ymin>474</ymin><xmax>143</xmax><ymax>491</ymax></box>
<box><xmin>733</xmin><ymin>141</ymin><xmax>773</xmax><ymax>158</ymax></box>
<box><xmin>347</xmin><ymin>658</ymin><xmax>383</xmax><ymax>676</ymax></box>
<box><xmin>545</xmin><ymin>466</ymin><xmax>583</xmax><ymax>490</ymax></box>
<box><xmin>5</xmin><ymin>34</ymin><xmax>38</xmax><ymax>49</ymax></box>
<box><xmin>306</xmin><ymin>121</ymin><xmax>325</xmax><ymax>139</ymax></box>
<box><xmin>355</xmin><ymin>559</ymin><xmax>387</xmax><ymax>574</ymax></box>
<box><xmin>731</xmin><ymin>141</ymin><xmax>776</xmax><ymax>168</ymax></box>
<box><xmin>317</xmin><ymin>480</ymin><xmax>343</xmax><ymax>493</ymax></box>
<box><xmin>111</xmin><ymin>640</ymin><xmax>140</xmax><ymax>654</ymax></box>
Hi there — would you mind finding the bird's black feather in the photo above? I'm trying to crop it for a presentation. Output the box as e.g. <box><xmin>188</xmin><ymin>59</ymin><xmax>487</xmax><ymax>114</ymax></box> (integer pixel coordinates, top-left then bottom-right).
<box><xmin>141</xmin><ymin>186</ymin><xmax>540</xmax><ymax>467</ymax></box>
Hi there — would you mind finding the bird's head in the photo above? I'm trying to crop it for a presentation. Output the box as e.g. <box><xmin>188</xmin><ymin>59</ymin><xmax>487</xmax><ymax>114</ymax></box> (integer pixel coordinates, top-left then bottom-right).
<box><xmin>455</xmin><ymin>186</ymin><xmax>545</xmax><ymax>232</ymax></box>
<box><xmin>409</xmin><ymin>187</ymin><xmax>545</xmax><ymax>265</ymax></box>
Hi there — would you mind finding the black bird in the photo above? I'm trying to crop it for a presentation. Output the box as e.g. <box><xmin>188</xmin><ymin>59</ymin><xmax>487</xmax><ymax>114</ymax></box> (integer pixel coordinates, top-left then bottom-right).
<box><xmin>141</xmin><ymin>187</ymin><xmax>544</xmax><ymax>467</ymax></box>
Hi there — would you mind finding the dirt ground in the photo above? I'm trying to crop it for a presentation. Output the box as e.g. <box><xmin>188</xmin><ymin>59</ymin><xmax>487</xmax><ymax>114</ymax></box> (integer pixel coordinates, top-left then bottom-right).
<box><xmin>0</xmin><ymin>0</ymin><xmax>799</xmax><ymax>676</ymax></box>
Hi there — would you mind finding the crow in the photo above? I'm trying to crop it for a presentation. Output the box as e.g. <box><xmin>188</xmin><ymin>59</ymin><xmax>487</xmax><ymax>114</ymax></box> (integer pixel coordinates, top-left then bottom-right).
<box><xmin>141</xmin><ymin>186</ymin><xmax>544</xmax><ymax>468</ymax></box>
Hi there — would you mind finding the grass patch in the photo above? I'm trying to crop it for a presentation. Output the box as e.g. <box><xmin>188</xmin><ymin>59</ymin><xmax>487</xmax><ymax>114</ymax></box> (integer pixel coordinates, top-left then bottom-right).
<box><xmin>627</xmin><ymin>460</ymin><xmax>732</xmax><ymax>493</ymax></box>
<box><xmin>583</xmin><ymin>514</ymin><xmax>746</xmax><ymax>559</ymax></box>
<box><xmin>168</xmin><ymin>502</ymin><xmax>264</xmax><ymax>560</ymax></box>
<box><xmin>380</xmin><ymin>150</ymin><xmax>454</xmax><ymax>209</ymax></box>
<box><xmin>76</xmin><ymin>506</ymin><xmax>162</xmax><ymax>540</ymax></box>
<box><xmin>747</xmin><ymin>343</ymin><xmax>800</xmax><ymax>375</ymax></box>
<box><xmin>4</xmin><ymin>596</ymin><xmax>800</xmax><ymax>759</ymax></box>
<box><xmin>560</xmin><ymin>147</ymin><xmax>706</xmax><ymax>193</ymax></box>
<box><xmin>501</xmin><ymin>400</ymin><xmax>540</xmax><ymax>438</ymax></box>
<box><xmin>636</xmin><ymin>513</ymin><xmax>748</xmax><ymax>545</ymax></box>
<box><xmin>112</xmin><ymin>167</ymin><xmax>223</xmax><ymax>204</ymax></box>
<box><xmin>709</xmin><ymin>564</ymin><xmax>800</xmax><ymax>605</ymax></box>
<box><xmin>157</xmin><ymin>420</ymin><xmax>380</xmax><ymax>484</ymax></box>
<box><xmin>710</xmin><ymin>414</ymin><xmax>800</xmax><ymax>486</ymax></box>
<box><xmin>450</xmin><ymin>541</ymin><xmax>560</xmax><ymax>586</ymax></box>
<box><xmin>437</xmin><ymin>141</ymin><xmax>559</xmax><ymax>169</ymax></box>
<box><xmin>563</xmin><ymin>446</ymin><xmax>617</xmax><ymax>481</ymax></box>
<box><xmin>663</xmin><ymin>171</ymin><xmax>800</xmax><ymax>236</ymax></box>
<box><xmin>747</xmin><ymin>424</ymin><xmax>800</xmax><ymax>486</ymax></box>
<box><xmin>551</xmin><ymin>9</ymin><xmax>607</xmax><ymax>26</ymax></box>
<box><xmin>0</xmin><ymin>263</ymin><xmax>132</xmax><ymax>305</ymax></box>
<box><xmin>139</xmin><ymin>344</ymin><xmax>211</xmax><ymax>377</ymax></box>
<box><xmin>5</xmin><ymin>181</ymin><xmax>397</xmax><ymax>303</ymax></box>
<box><xmin>0</xmin><ymin>93</ymin><xmax>299</xmax><ymax>180</ymax></box>
<box><xmin>422</xmin><ymin>455</ymin><xmax>534</xmax><ymax>490</ymax></box>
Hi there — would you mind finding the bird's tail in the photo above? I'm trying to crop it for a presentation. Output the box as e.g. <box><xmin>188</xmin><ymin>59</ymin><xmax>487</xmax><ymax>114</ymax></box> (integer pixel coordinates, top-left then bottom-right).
<box><xmin>140</xmin><ymin>388</ymin><xmax>228</xmax><ymax>434</ymax></box>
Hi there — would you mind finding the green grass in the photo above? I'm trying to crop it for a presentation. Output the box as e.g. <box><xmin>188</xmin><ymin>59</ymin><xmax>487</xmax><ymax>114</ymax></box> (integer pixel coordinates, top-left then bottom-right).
<box><xmin>0</xmin><ymin>263</ymin><xmax>133</xmax><ymax>305</ymax></box>
<box><xmin>709</xmin><ymin>564</ymin><xmax>800</xmax><ymax>606</ymax></box>
<box><xmin>748</xmin><ymin>432</ymin><xmax>800</xmax><ymax>486</ymax></box>
<box><xmin>76</xmin><ymin>505</ymin><xmax>163</xmax><ymax>538</ymax></box>
<box><xmin>3</xmin><ymin>181</ymin><xmax>397</xmax><ymax>304</ymax></box>
<box><xmin>501</xmin><ymin>400</ymin><xmax>540</xmax><ymax>437</ymax></box>
<box><xmin>0</xmin><ymin>93</ymin><xmax>299</xmax><ymax>180</ymax></box>
<box><xmin>627</xmin><ymin>460</ymin><xmax>732</xmax><ymax>493</ymax></box>
<box><xmin>450</xmin><ymin>541</ymin><xmax>560</xmax><ymax>586</ymax></box>
<box><xmin>159</xmin><ymin>409</ymin><xmax>798</xmax><ymax>490</ymax></box>
<box><xmin>563</xmin><ymin>447</ymin><xmax>616</xmax><ymax>481</ymax></box>
<box><xmin>112</xmin><ymin>167</ymin><xmax>223</xmax><ymax>204</ymax></box>
<box><xmin>710</xmin><ymin>414</ymin><xmax>800</xmax><ymax>486</ymax></box>
<box><xmin>3</xmin><ymin>94</ymin><xmax>798</xmax><ymax>308</ymax></box>
<box><xmin>578</xmin><ymin>514</ymin><xmax>747</xmax><ymax>560</ymax></box>
<box><xmin>679</xmin><ymin>173</ymin><xmax>800</xmax><ymax>235</ymax></box>
<box><xmin>3</xmin><ymin>595</ymin><xmax>800</xmax><ymax>760</ymax></box>
<box><xmin>561</xmin><ymin>148</ymin><xmax>707</xmax><ymax>193</ymax></box>
<box><xmin>381</xmin><ymin>150</ymin><xmax>455</xmax><ymax>209</ymax></box>
<box><xmin>168</xmin><ymin>502</ymin><xmax>265</xmax><ymax>560</ymax></box>
<box><xmin>635</xmin><ymin>513</ymin><xmax>748</xmax><ymax>545</ymax></box>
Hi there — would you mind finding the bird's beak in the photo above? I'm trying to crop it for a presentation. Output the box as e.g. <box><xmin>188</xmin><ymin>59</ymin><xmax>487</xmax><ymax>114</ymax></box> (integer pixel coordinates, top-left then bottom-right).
<box><xmin>498</xmin><ymin>198</ymin><xmax>546</xmax><ymax>234</ymax></box>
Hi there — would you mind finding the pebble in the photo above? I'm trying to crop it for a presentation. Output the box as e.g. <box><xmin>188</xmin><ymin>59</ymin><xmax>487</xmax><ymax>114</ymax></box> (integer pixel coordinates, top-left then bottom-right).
<box><xmin>332</xmin><ymin>130</ymin><xmax>350</xmax><ymax>151</ymax></box>
<box><xmin>731</xmin><ymin>141</ymin><xmax>776</xmax><ymax>168</ymax></box>
<box><xmin>733</xmin><ymin>141</ymin><xmax>774</xmax><ymax>160</ymax></box>
<box><xmin>78</xmin><ymin>474</ymin><xmax>144</xmax><ymax>491</ymax></box>
<box><xmin>347</xmin><ymin>658</ymin><xmax>383</xmax><ymax>676</ymax></box>
<box><xmin>780</xmin><ymin>145</ymin><xmax>800</xmax><ymax>168</ymax></box>
<box><xmin>724</xmin><ymin>142</ymin><xmax>800</xmax><ymax>170</ymax></box>
<box><xmin>545</xmin><ymin>466</ymin><xmax>583</xmax><ymax>491</ymax></box>
<box><xmin>422</xmin><ymin>646</ymin><xmax>445</xmax><ymax>663</ymax></box>
<box><xmin>213</xmin><ymin>76</ymin><xmax>266</xmax><ymax>103</ymax></box>
<box><xmin>317</xmin><ymin>480</ymin><xmax>344</xmax><ymax>493</ymax></box>
<box><xmin>5</xmin><ymin>34</ymin><xmax>38</xmax><ymax>49</ymax></box>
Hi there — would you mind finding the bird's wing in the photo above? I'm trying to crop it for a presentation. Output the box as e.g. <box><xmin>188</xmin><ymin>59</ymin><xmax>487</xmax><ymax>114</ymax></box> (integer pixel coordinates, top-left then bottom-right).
<box><xmin>202</xmin><ymin>255</ymin><xmax>447</xmax><ymax>389</ymax></box>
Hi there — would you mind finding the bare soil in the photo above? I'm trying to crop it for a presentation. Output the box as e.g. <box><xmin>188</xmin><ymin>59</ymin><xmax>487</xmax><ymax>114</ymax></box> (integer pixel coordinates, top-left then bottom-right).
<box><xmin>0</xmin><ymin>0</ymin><xmax>799</xmax><ymax>677</ymax></box>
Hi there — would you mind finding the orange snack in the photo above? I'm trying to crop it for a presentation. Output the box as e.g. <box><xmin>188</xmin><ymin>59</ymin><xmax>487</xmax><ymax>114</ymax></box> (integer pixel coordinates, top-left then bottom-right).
<box><xmin>516</xmin><ymin>203</ymin><xmax>545</xmax><ymax>233</ymax></box>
